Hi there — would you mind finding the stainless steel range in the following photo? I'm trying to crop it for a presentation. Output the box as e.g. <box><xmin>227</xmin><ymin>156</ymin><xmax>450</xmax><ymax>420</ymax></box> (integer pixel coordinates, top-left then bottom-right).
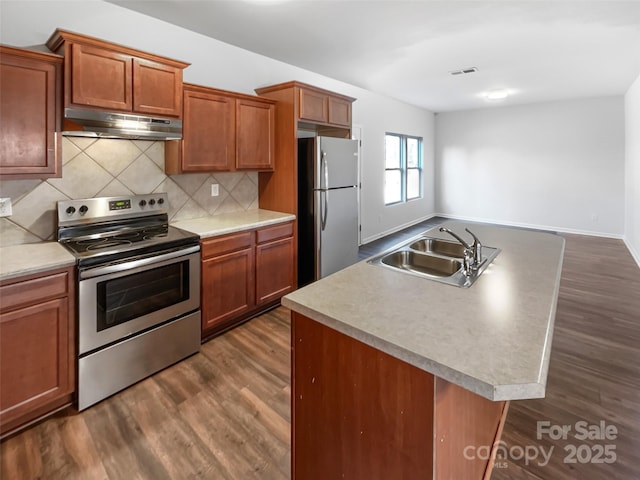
<box><xmin>57</xmin><ymin>193</ymin><xmax>201</xmax><ymax>410</ymax></box>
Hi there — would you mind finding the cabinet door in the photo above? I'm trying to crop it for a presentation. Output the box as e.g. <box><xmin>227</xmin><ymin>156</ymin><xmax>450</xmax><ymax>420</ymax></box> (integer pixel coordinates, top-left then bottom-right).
<box><xmin>133</xmin><ymin>58</ymin><xmax>182</xmax><ymax>117</ymax></box>
<box><xmin>256</xmin><ymin>236</ymin><xmax>294</xmax><ymax>305</ymax></box>
<box><xmin>236</xmin><ymin>98</ymin><xmax>275</xmax><ymax>171</ymax></box>
<box><xmin>69</xmin><ymin>43</ymin><xmax>132</xmax><ymax>111</ymax></box>
<box><xmin>180</xmin><ymin>89</ymin><xmax>235</xmax><ymax>172</ymax></box>
<box><xmin>328</xmin><ymin>96</ymin><xmax>352</xmax><ymax>127</ymax></box>
<box><xmin>299</xmin><ymin>88</ymin><xmax>328</xmax><ymax>123</ymax></box>
<box><xmin>202</xmin><ymin>248</ymin><xmax>255</xmax><ymax>332</ymax></box>
<box><xmin>0</xmin><ymin>298</ymin><xmax>71</xmax><ymax>430</ymax></box>
<box><xmin>0</xmin><ymin>48</ymin><xmax>61</xmax><ymax>178</ymax></box>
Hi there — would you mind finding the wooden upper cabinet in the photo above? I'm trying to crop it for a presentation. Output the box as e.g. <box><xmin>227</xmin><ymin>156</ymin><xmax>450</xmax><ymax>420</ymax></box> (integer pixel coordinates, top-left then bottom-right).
<box><xmin>236</xmin><ymin>98</ymin><xmax>275</xmax><ymax>170</ymax></box>
<box><xmin>165</xmin><ymin>83</ymin><xmax>275</xmax><ymax>174</ymax></box>
<box><xmin>296</xmin><ymin>82</ymin><xmax>355</xmax><ymax>127</ymax></box>
<box><xmin>328</xmin><ymin>95</ymin><xmax>352</xmax><ymax>127</ymax></box>
<box><xmin>299</xmin><ymin>87</ymin><xmax>328</xmax><ymax>124</ymax></box>
<box><xmin>133</xmin><ymin>58</ymin><xmax>183</xmax><ymax>117</ymax></box>
<box><xmin>46</xmin><ymin>29</ymin><xmax>189</xmax><ymax>118</ymax></box>
<box><xmin>0</xmin><ymin>45</ymin><xmax>62</xmax><ymax>179</ymax></box>
<box><xmin>68</xmin><ymin>43</ymin><xmax>132</xmax><ymax>111</ymax></box>
<box><xmin>167</xmin><ymin>84</ymin><xmax>235</xmax><ymax>172</ymax></box>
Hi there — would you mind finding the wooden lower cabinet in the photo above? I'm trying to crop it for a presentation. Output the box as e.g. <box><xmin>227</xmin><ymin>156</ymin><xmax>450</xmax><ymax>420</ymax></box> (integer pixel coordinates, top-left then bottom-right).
<box><xmin>201</xmin><ymin>222</ymin><xmax>294</xmax><ymax>338</ymax></box>
<box><xmin>292</xmin><ymin>312</ymin><xmax>509</xmax><ymax>480</ymax></box>
<box><xmin>201</xmin><ymin>231</ymin><xmax>255</xmax><ymax>333</ymax></box>
<box><xmin>0</xmin><ymin>267</ymin><xmax>75</xmax><ymax>437</ymax></box>
<box><xmin>256</xmin><ymin>223</ymin><xmax>295</xmax><ymax>306</ymax></box>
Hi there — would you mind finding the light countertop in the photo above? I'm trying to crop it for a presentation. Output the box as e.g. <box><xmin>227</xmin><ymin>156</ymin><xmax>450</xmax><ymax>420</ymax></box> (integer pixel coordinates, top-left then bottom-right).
<box><xmin>282</xmin><ymin>220</ymin><xmax>565</xmax><ymax>402</ymax></box>
<box><xmin>172</xmin><ymin>209</ymin><xmax>295</xmax><ymax>238</ymax></box>
<box><xmin>0</xmin><ymin>242</ymin><xmax>76</xmax><ymax>282</ymax></box>
<box><xmin>0</xmin><ymin>209</ymin><xmax>294</xmax><ymax>282</ymax></box>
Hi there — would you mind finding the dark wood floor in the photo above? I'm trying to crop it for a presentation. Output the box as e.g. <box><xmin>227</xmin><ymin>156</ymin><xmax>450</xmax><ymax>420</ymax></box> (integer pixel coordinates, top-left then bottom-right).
<box><xmin>491</xmin><ymin>233</ymin><xmax>640</xmax><ymax>480</ymax></box>
<box><xmin>1</xmin><ymin>308</ymin><xmax>292</xmax><ymax>480</ymax></box>
<box><xmin>2</xmin><ymin>219</ymin><xmax>639</xmax><ymax>479</ymax></box>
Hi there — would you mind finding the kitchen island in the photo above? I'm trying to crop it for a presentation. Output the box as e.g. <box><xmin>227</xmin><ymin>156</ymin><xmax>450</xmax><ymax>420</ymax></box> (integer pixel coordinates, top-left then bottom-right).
<box><xmin>282</xmin><ymin>221</ymin><xmax>565</xmax><ymax>480</ymax></box>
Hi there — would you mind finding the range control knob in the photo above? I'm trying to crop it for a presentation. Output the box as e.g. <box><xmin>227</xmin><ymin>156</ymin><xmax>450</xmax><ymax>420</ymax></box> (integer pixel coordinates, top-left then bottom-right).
<box><xmin>66</xmin><ymin>206</ymin><xmax>76</xmax><ymax>215</ymax></box>
<box><xmin>139</xmin><ymin>200</ymin><xmax>147</xmax><ymax>207</ymax></box>
<box><xmin>157</xmin><ymin>198</ymin><xmax>165</xmax><ymax>205</ymax></box>
<box><xmin>149</xmin><ymin>199</ymin><xmax>156</xmax><ymax>206</ymax></box>
<box><xmin>79</xmin><ymin>205</ymin><xmax>88</xmax><ymax>215</ymax></box>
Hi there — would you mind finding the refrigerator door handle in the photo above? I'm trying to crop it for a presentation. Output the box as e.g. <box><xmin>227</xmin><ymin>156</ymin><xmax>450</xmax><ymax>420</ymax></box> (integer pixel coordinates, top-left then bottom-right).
<box><xmin>320</xmin><ymin>150</ymin><xmax>329</xmax><ymax>230</ymax></box>
<box><xmin>322</xmin><ymin>189</ymin><xmax>329</xmax><ymax>231</ymax></box>
<box><xmin>321</xmin><ymin>150</ymin><xmax>329</xmax><ymax>189</ymax></box>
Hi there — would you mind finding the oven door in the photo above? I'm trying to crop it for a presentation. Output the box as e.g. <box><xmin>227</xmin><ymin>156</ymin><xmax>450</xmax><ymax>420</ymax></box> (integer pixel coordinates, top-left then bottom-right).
<box><xmin>78</xmin><ymin>245</ymin><xmax>200</xmax><ymax>355</ymax></box>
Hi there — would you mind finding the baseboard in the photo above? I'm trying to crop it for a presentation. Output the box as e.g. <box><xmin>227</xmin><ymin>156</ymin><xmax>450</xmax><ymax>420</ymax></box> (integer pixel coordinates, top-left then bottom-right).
<box><xmin>361</xmin><ymin>213</ymin><xmax>438</xmax><ymax>245</ymax></box>
<box><xmin>435</xmin><ymin>213</ymin><xmax>625</xmax><ymax>239</ymax></box>
<box><xmin>623</xmin><ymin>237</ymin><xmax>640</xmax><ymax>268</ymax></box>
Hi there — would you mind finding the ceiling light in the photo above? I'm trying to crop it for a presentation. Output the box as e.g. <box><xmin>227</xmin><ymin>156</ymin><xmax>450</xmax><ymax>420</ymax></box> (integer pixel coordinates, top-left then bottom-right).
<box><xmin>485</xmin><ymin>89</ymin><xmax>509</xmax><ymax>101</ymax></box>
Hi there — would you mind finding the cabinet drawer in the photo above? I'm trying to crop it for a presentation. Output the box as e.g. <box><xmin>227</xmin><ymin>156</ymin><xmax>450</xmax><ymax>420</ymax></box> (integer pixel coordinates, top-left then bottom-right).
<box><xmin>0</xmin><ymin>271</ymin><xmax>70</xmax><ymax>312</ymax></box>
<box><xmin>257</xmin><ymin>222</ymin><xmax>294</xmax><ymax>244</ymax></box>
<box><xmin>202</xmin><ymin>231</ymin><xmax>254</xmax><ymax>259</ymax></box>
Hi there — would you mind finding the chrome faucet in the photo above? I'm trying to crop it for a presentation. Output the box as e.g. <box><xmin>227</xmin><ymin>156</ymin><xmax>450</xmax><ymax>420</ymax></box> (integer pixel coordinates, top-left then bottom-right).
<box><xmin>439</xmin><ymin>227</ymin><xmax>483</xmax><ymax>275</ymax></box>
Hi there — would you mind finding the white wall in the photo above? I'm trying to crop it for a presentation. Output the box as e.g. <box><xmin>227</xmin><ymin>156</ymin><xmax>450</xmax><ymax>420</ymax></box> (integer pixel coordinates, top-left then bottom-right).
<box><xmin>0</xmin><ymin>0</ymin><xmax>435</xmax><ymax>244</ymax></box>
<box><xmin>625</xmin><ymin>73</ymin><xmax>640</xmax><ymax>265</ymax></box>
<box><xmin>354</xmin><ymin>91</ymin><xmax>435</xmax><ymax>243</ymax></box>
<box><xmin>435</xmin><ymin>97</ymin><xmax>625</xmax><ymax>236</ymax></box>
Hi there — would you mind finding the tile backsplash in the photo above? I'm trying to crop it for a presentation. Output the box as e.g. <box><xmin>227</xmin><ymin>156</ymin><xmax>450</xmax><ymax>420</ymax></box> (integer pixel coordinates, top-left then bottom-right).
<box><xmin>0</xmin><ymin>137</ymin><xmax>259</xmax><ymax>247</ymax></box>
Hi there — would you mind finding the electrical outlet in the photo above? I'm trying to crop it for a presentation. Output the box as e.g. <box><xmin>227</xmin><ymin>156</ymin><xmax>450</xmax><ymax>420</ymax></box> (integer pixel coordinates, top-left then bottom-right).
<box><xmin>0</xmin><ymin>198</ymin><xmax>12</xmax><ymax>217</ymax></box>
<box><xmin>211</xmin><ymin>184</ymin><xmax>219</xmax><ymax>197</ymax></box>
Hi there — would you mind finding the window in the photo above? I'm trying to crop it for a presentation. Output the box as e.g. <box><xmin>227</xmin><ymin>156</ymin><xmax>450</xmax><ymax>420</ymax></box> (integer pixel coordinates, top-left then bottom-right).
<box><xmin>385</xmin><ymin>133</ymin><xmax>422</xmax><ymax>205</ymax></box>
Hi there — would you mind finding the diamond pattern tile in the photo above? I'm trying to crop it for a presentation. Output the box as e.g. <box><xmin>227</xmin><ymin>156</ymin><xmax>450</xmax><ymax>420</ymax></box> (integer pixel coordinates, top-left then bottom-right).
<box><xmin>117</xmin><ymin>154</ymin><xmax>166</xmax><ymax>194</ymax></box>
<box><xmin>170</xmin><ymin>172</ymin><xmax>210</xmax><ymax>194</ymax></box>
<box><xmin>154</xmin><ymin>178</ymin><xmax>190</xmax><ymax>220</ymax></box>
<box><xmin>0</xmin><ymin>218</ymin><xmax>41</xmax><ymax>247</ymax></box>
<box><xmin>193</xmin><ymin>178</ymin><xmax>229</xmax><ymax>215</ymax></box>
<box><xmin>97</xmin><ymin>179</ymin><xmax>135</xmax><ymax>198</ymax></box>
<box><xmin>230</xmin><ymin>174</ymin><xmax>259</xmax><ymax>210</ymax></box>
<box><xmin>48</xmin><ymin>152</ymin><xmax>112</xmax><ymax>199</ymax></box>
<box><xmin>172</xmin><ymin>198</ymin><xmax>209</xmax><ymax>222</ymax></box>
<box><xmin>10</xmin><ymin>182</ymin><xmax>70</xmax><ymax>240</ymax></box>
<box><xmin>213</xmin><ymin>171</ymin><xmax>242</xmax><ymax>192</ymax></box>
<box><xmin>3</xmin><ymin>138</ymin><xmax>259</xmax><ymax>245</ymax></box>
<box><xmin>66</xmin><ymin>136</ymin><xmax>97</xmax><ymax>151</ymax></box>
<box><xmin>61</xmin><ymin>137</ymin><xmax>82</xmax><ymax>165</ymax></box>
<box><xmin>0</xmin><ymin>179</ymin><xmax>42</xmax><ymax>202</ymax></box>
<box><xmin>144</xmin><ymin>141</ymin><xmax>165</xmax><ymax>169</ymax></box>
<box><xmin>86</xmin><ymin>138</ymin><xmax>144</xmax><ymax>177</ymax></box>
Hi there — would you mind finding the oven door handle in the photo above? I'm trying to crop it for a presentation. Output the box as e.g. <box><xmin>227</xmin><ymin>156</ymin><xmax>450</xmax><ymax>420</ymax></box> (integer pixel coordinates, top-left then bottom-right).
<box><xmin>80</xmin><ymin>245</ymin><xmax>201</xmax><ymax>280</ymax></box>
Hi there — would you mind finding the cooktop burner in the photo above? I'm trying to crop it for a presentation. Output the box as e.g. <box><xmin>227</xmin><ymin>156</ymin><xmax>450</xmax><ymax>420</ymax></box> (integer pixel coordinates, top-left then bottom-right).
<box><xmin>57</xmin><ymin>194</ymin><xmax>200</xmax><ymax>267</ymax></box>
<box><xmin>66</xmin><ymin>224</ymin><xmax>172</xmax><ymax>253</ymax></box>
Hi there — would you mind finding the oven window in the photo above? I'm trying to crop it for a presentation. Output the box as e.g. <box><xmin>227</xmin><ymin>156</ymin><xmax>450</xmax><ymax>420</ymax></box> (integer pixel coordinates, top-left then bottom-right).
<box><xmin>96</xmin><ymin>260</ymin><xmax>189</xmax><ymax>331</ymax></box>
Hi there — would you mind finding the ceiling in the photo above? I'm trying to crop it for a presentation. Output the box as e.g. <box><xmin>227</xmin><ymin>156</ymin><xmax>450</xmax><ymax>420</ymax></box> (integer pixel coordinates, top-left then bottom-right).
<box><xmin>108</xmin><ymin>0</ymin><xmax>640</xmax><ymax>112</ymax></box>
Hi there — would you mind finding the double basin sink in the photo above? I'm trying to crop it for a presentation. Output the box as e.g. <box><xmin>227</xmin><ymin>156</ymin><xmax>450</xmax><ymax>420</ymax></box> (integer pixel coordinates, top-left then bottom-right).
<box><xmin>368</xmin><ymin>233</ymin><xmax>500</xmax><ymax>288</ymax></box>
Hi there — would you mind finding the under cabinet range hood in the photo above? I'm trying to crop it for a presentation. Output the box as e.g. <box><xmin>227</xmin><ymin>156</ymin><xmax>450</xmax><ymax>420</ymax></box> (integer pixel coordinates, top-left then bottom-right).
<box><xmin>62</xmin><ymin>108</ymin><xmax>182</xmax><ymax>140</ymax></box>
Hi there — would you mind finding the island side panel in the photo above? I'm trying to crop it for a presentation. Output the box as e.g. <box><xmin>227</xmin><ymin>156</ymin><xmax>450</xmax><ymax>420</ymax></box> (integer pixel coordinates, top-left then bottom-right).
<box><xmin>434</xmin><ymin>377</ymin><xmax>509</xmax><ymax>479</ymax></box>
<box><xmin>291</xmin><ymin>312</ymin><xmax>435</xmax><ymax>480</ymax></box>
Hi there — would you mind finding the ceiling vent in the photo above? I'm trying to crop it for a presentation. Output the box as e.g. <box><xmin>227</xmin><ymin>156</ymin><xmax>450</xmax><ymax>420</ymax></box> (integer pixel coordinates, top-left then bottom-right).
<box><xmin>449</xmin><ymin>67</ymin><xmax>478</xmax><ymax>76</ymax></box>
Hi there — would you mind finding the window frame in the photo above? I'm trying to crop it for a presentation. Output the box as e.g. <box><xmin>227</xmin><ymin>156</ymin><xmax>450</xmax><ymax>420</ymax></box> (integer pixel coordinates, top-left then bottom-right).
<box><xmin>384</xmin><ymin>132</ymin><xmax>423</xmax><ymax>205</ymax></box>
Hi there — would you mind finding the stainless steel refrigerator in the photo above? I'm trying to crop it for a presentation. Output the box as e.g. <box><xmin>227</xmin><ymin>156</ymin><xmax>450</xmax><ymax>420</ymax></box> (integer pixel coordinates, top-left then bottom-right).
<box><xmin>298</xmin><ymin>136</ymin><xmax>359</xmax><ymax>287</ymax></box>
